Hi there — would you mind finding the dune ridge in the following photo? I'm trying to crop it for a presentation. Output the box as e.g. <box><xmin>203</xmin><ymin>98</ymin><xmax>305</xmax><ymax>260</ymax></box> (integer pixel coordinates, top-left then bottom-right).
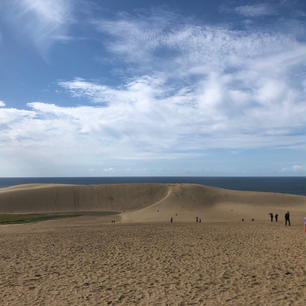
<box><xmin>0</xmin><ymin>183</ymin><xmax>305</xmax><ymax>223</ymax></box>
<box><xmin>0</xmin><ymin>183</ymin><xmax>168</xmax><ymax>214</ymax></box>
<box><xmin>120</xmin><ymin>184</ymin><xmax>305</xmax><ymax>223</ymax></box>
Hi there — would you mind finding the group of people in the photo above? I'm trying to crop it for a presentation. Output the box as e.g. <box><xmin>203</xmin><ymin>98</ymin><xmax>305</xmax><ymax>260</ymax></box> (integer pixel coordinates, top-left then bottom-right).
<box><xmin>241</xmin><ymin>218</ymin><xmax>255</xmax><ymax>222</ymax></box>
<box><xmin>169</xmin><ymin>216</ymin><xmax>203</xmax><ymax>223</ymax></box>
<box><xmin>195</xmin><ymin>216</ymin><xmax>202</xmax><ymax>223</ymax></box>
<box><xmin>268</xmin><ymin>211</ymin><xmax>291</xmax><ymax>226</ymax></box>
<box><xmin>170</xmin><ymin>211</ymin><xmax>292</xmax><ymax>225</ymax></box>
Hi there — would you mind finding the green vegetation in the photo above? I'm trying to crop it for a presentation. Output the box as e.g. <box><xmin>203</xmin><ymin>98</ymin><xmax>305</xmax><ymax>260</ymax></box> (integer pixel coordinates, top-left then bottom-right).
<box><xmin>0</xmin><ymin>214</ymin><xmax>81</xmax><ymax>225</ymax></box>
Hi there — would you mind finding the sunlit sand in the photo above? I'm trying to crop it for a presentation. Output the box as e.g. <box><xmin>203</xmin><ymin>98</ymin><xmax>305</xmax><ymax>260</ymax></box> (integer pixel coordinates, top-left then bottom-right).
<box><xmin>0</xmin><ymin>184</ymin><xmax>305</xmax><ymax>305</ymax></box>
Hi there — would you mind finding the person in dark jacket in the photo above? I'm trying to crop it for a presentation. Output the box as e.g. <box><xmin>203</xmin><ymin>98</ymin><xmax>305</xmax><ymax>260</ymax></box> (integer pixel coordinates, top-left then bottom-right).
<box><xmin>269</xmin><ymin>212</ymin><xmax>273</xmax><ymax>222</ymax></box>
<box><xmin>275</xmin><ymin>214</ymin><xmax>278</xmax><ymax>222</ymax></box>
<box><xmin>285</xmin><ymin>211</ymin><xmax>291</xmax><ymax>226</ymax></box>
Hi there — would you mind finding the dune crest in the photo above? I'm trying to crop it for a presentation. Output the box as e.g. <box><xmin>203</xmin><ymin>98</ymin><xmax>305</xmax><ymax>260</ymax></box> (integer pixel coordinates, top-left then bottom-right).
<box><xmin>0</xmin><ymin>183</ymin><xmax>168</xmax><ymax>214</ymax></box>
<box><xmin>0</xmin><ymin>183</ymin><xmax>304</xmax><ymax>223</ymax></box>
<box><xmin>121</xmin><ymin>184</ymin><xmax>305</xmax><ymax>223</ymax></box>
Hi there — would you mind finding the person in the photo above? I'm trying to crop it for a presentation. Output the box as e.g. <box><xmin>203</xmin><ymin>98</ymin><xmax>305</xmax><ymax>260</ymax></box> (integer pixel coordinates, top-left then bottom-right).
<box><xmin>251</xmin><ymin>218</ymin><xmax>254</xmax><ymax>222</ymax></box>
<box><xmin>196</xmin><ymin>216</ymin><xmax>198</xmax><ymax>223</ymax></box>
<box><xmin>170</xmin><ymin>217</ymin><xmax>173</xmax><ymax>224</ymax></box>
<box><xmin>285</xmin><ymin>211</ymin><xmax>291</xmax><ymax>226</ymax></box>
<box><xmin>275</xmin><ymin>214</ymin><xmax>278</xmax><ymax>222</ymax></box>
<box><xmin>269</xmin><ymin>212</ymin><xmax>273</xmax><ymax>222</ymax></box>
<box><xmin>241</xmin><ymin>218</ymin><xmax>244</xmax><ymax>222</ymax></box>
<box><xmin>199</xmin><ymin>218</ymin><xmax>202</xmax><ymax>223</ymax></box>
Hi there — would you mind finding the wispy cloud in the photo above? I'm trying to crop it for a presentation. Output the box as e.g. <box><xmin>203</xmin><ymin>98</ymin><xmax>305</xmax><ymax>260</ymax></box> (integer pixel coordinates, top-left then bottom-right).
<box><xmin>281</xmin><ymin>164</ymin><xmax>306</xmax><ymax>174</ymax></box>
<box><xmin>292</xmin><ymin>164</ymin><xmax>304</xmax><ymax>172</ymax></box>
<box><xmin>94</xmin><ymin>11</ymin><xmax>304</xmax><ymax>76</ymax></box>
<box><xmin>3</xmin><ymin>0</ymin><xmax>74</xmax><ymax>53</ymax></box>
<box><xmin>91</xmin><ymin>11</ymin><xmax>306</xmax><ymax>132</ymax></box>
<box><xmin>234</xmin><ymin>4</ymin><xmax>277</xmax><ymax>17</ymax></box>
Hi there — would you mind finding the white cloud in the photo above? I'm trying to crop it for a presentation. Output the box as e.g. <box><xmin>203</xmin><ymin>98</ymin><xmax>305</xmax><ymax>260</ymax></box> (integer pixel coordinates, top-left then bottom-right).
<box><xmin>103</xmin><ymin>168</ymin><xmax>114</xmax><ymax>173</ymax></box>
<box><xmin>94</xmin><ymin>12</ymin><xmax>305</xmax><ymax>95</ymax></box>
<box><xmin>91</xmin><ymin>12</ymin><xmax>306</xmax><ymax>136</ymax></box>
<box><xmin>2</xmin><ymin>12</ymin><xmax>305</xmax><ymax>154</ymax></box>
<box><xmin>0</xmin><ymin>107</ymin><xmax>35</xmax><ymax>127</ymax></box>
<box><xmin>292</xmin><ymin>164</ymin><xmax>305</xmax><ymax>172</ymax></box>
<box><xmin>0</xmin><ymin>101</ymin><xmax>5</xmax><ymax>107</ymax></box>
<box><xmin>235</xmin><ymin>4</ymin><xmax>277</xmax><ymax>17</ymax></box>
<box><xmin>281</xmin><ymin>164</ymin><xmax>305</xmax><ymax>174</ymax></box>
<box><xmin>4</xmin><ymin>0</ymin><xmax>74</xmax><ymax>52</ymax></box>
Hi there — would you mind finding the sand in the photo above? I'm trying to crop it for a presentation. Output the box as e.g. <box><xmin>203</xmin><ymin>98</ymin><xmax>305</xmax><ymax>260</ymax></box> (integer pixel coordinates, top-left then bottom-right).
<box><xmin>0</xmin><ymin>183</ymin><xmax>305</xmax><ymax>305</ymax></box>
<box><xmin>0</xmin><ymin>183</ymin><xmax>304</xmax><ymax>223</ymax></box>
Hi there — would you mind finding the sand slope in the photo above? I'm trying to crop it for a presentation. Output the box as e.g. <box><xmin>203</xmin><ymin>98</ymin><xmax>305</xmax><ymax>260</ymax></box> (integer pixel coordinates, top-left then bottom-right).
<box><xmin>121</xmin><ymin>184</ymin><xmax>305</xmax><ymax>223</ymax></box>
<box><xmin>0</xmin><ymin>183</ymin><xmax>168</xmax><ymax>214</ymax></box>
<box><xmin>0</xmin><ymin>183</ymin><xmax>304</xmax><ymax>223</ymax></box>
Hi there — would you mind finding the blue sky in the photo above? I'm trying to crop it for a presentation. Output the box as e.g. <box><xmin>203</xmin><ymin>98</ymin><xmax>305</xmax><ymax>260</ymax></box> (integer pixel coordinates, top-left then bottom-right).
<box><xmin>0</xmin><ymin>0</ymin><xmax>305</xmax><ymax>177</ymax></box>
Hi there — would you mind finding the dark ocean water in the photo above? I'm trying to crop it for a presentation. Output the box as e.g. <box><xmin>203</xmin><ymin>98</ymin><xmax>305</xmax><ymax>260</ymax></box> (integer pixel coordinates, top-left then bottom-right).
<box><xmin>0</xmin><ymin>177</ymin><xmax>305</xmax><ymax>196</ymax></box>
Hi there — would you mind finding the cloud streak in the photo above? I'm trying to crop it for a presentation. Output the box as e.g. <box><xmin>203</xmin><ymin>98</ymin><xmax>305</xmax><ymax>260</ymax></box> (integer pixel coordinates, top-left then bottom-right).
<box><xmin>234</xmin><ymin>4</ymin><xmax>277</xmax><ymax>17</ymax></box>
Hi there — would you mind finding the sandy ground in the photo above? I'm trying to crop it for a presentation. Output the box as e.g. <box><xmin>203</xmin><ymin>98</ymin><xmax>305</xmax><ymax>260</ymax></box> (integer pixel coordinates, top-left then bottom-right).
<box><xmin>0</xmin><ymin>184</ymin><xmax>305</xmax><ymax>305</ymax></box>
<box><xmin>0</xmin><ymin>216</ymin><xmax>305</xmax><ymax>306</ymax></box>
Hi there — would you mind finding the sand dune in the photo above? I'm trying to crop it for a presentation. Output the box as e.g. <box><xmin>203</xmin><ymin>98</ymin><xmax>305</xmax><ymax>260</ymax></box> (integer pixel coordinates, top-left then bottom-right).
<box><xmin>0</xmin><ymin>183</ymin><xmax>168</xmax><ymax>214</ymax></box>
<box><xmin>1</xmin><ymin>183</ymin><xmax>305</xmax><ymax>305</ymax></box>
<box><xmin>0</xmin><ymin>183</ymin><xmax>304</xmax><ymax>224</ymax></box>
<box><xmin>121</xmin><ymin>184</ymin><xmax>305</xmax><ymax>223</ymax></box>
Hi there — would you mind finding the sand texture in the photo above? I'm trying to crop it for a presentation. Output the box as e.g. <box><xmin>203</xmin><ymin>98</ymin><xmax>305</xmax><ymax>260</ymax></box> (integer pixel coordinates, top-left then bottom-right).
<box><xmin>0</xmin><ymin>183</ymin><xmax>305</xmax><ymax>305</ymax></box>
<box><xmin>0</xmin><ymin>219</ymin><xmax>305</xmax><ymax>306</ymax></box>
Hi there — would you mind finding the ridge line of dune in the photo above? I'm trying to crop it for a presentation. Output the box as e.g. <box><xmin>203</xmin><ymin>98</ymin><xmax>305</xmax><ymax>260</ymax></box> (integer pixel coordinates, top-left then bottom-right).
<box><xmin>142</xmin><ymin>185</ymin><xmax>174</xmax><ymax>209</ymax></box>
<box><xmin>0</xmin><ymin>183</ymin><xmax>169</xmax><ymax>214</ymax></box>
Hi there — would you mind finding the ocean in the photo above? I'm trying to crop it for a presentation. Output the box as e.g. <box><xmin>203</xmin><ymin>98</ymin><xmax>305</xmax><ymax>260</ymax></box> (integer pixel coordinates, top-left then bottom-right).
<box><xmin>0</xmin><ymin>177</ymin><xmax>305</xmax><ymax>196</ymax></box>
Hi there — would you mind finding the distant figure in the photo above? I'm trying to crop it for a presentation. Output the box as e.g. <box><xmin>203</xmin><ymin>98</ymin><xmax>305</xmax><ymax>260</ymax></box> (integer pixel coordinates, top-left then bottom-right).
<box><xmin>111</xmin><ymin>219</ymin><xmax>115</xmax><ymax>224</ymax></box>
<box><xmin>196</xmin><ymin>217</ymin><xmax>198</xmax><ymax>223</ymax></box>
<box><xmin>157</xmin><ymin>209</ymin><xmax>159</xmax><ymax>212</ymax></box>
<box><xmin>199</xmin><ymin>218</ymin><xmax>202</xmax><ymax>223</ymax></box>
<box><xmin>242</xmin><ymin>218</ymin><xmax>244</xmax><ymax>222</ymax></box>
<box><xmin>251</xmin><ymin>218</ymin><xmax>254</xmax><ymax>222</ymax></box>
<box><xmin>285</xmin><ymin>211</ymin><xmax>291</xmax><ymax>226</ymax></box>
<box><xmin>170</xmin><ymin>217</ymin><xmax>173</xmax><ymax>224</ymax></box>
<box><xmin>176</xmin><ymin>213</ymin><xmax>178</xmax><ymax>216</ymax></box>
<box><xmin>275</xmin><ymin>214</ymin><xmax>278</xmax><ymax>223</ymax></box>
<box><xmin>269</xmin><ymin>213</ymin><xmax>274</xmax><ymax>222</ymax></box>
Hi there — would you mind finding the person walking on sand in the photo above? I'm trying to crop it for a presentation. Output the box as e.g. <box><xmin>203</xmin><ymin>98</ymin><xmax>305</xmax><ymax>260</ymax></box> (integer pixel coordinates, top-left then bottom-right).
<box><xmin>269</xmin><ymin>212</ymin><xmax>274</xmax><ymax>222</ymax></box>
<box><xmin>170</xmin><ymin>217</ymin><xmax>173</xmax><ymax>224</ymax></box>
<box><xmin>275</xmin><ymin>214</ymin><xmax>278</xmax><ymax>223</ymax></box>
<box><xmin>285</xmin><ymin>211</ymin><xmax>291</xmax><ymax>226</ymax></box>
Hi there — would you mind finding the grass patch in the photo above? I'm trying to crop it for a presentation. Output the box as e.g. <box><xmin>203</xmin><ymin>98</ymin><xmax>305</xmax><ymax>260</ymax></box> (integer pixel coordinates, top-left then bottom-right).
<box><xmin>0</xmin><ymin>214</ymin><xmax>81</xmax><ymax>225</ymax></box>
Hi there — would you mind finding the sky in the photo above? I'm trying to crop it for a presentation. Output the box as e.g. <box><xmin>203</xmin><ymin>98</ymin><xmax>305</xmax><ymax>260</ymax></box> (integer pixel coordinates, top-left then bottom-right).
<box><xmin>0</xmin><ymin>0</ymin><xmax>305</xmax><ymax>177</ymax></box>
